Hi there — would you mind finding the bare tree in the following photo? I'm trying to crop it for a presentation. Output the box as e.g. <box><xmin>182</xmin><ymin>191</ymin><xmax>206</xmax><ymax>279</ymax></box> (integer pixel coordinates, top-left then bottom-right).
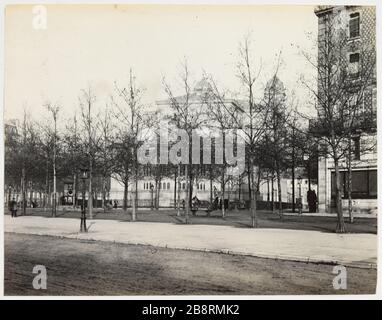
<box><xmin>262</xmin><ymin>72</ymin><xmax>293</xmax><ymax>218</ymax></box>
<box><xmin>207</xmin><ymin>36</ymin><xmax>268</xmax><ymax>227</ymax></box>
<box><xmin>63</xmin><ymin>113</ymin><xmax>83</xmax><ymax>209</ymax></box>
<box><xmin>95</xmin><ymin>105</ymin><xmax>116</xmax><ymax>211</ymax></box>
<box><xmin>162</xmin><ymin>58</ymin><xmax>207</xmax><ymax>224</ymax></box>
<box><xmin>205</xmin><ymin>75</ymin><xmax>242</xmax><ymax>218</ymax></box>
<box><xmin>111</xmin><ymin>69</ymin><xmax>150</xmax><ymax>221</ymax></box>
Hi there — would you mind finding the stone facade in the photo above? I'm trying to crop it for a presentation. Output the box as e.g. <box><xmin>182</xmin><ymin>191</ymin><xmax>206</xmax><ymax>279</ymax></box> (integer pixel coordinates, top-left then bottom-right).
<box><xmin>315</xmin><ymin>6</ymin><xmax>377</xmax><ymax>214</ymax></box>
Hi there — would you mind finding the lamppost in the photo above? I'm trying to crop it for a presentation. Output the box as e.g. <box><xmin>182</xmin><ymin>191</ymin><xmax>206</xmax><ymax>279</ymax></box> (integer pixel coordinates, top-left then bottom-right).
<box><xmin>303</xmin><ymin>153</ymin><xmax>311</xmax><ymax>191</ymax></box>
<box><xmin>80</xmin><ymin>167</ymin><xmax>88</xmax><ymax>232</ymax></box>
<box><xmin>297</xmin><ymin>175</ymin><xmax>302</xmax><ymax>215</ymax></box>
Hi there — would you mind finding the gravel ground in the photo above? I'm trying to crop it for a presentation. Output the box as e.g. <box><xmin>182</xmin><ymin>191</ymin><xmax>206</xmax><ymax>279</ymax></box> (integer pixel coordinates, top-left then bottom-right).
<box><xmin>4</xmin><ymin>233</ymin><xmax>377</xmax><ymax>296</ymax></box>
<box><xmin>4</xmin><ymin>207</ymin><xmax>377</xmax><ymax>234</ymax></box>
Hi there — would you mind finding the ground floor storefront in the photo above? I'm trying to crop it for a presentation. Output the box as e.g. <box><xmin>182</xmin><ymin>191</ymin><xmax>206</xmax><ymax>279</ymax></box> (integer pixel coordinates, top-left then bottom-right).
<box><xmin>318</xmin><ymin>157</ymin><xmax>377</xmax><ymax>215</ymax></box>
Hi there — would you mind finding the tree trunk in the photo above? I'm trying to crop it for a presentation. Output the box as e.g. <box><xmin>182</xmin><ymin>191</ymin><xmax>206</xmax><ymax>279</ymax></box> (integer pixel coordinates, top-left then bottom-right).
<box><xmin>133</xmin><ymin>175</ymin><xmax>138</xmax><ymax>219</ymax></box>
<box><xmin>48</xmin><ymin>180</ymin><xmax>51</xmax><ymax>208</ymax></box>
<box><xmin>52</xmin><ymin>151</ymin><xmax>57</xmax><ymax>217</ymax></box>
<box><xmin>209</xmin><ymin>166</ymin><xmax>213</xmax><ymax>204</ymax></box>
<box><xmin>334</xmin><ymin>158</ymin><xmax>346</xmax><ymax>233</ymax></box>
<box><xmin>44</xmin><ymin>158</ymin><xmax>49</xmax><ymax>211</ymax></box>
<box><xmin>238</xmin><ymin>176</ymin><xmax>242</xmax><ymax>202</ymax></box>
<box><xmin>271</xmin><ymin>173</ymin><xmax>275</xmax><ymax>213</ymax></box>
<box><xmin>267</xmin><ymin>174</ymin><xmax>270</xmax><ymax>209</ymax></box>
<box><xmin>188</xmin><ymin>165</ymin><xmax>193</xmax><ymax>211</ymax></box>
<box><xmin>101</xmin><ymin>176</ymin><xmax>105</xmax><ymax>211</ymax></box>
<box><xmin>221</xmin><ymin>169</ymin><xmax>226</xmax><ymax>218</ymax></box>
<box><xmin>177</xmin><ymin>169</ymin><xmax>181</xmax><ymax>217</ymax></box>
<box><xmin>131</xmin><ymin>179</ymin><xmax>136</xmax><ymax>221</ymax></box>
<box><xmin>277</xmin><ymin>168</ymin><xmax>282</xmax><ymax>218</ymax></box>
<box><xmin>174</xmin><ymin>166</ymin><xmax>178</xmax><ymax>210</ymax></box>
<box><xmin>21</xmin><ymin>168</ymin><xmax>26</xmax><ymax>215</ymax></box>
<box><xmin>291</xmin><ymin>154</ymin><xmax>295</xmax><ymax>213</ymax></box>
<box><xmin>29</xmin><ymin>182</ymin><xmax>33</xmax><ymax>208</ymax></box>
<box><xmin>247</xmin><ymin>162</ymin><xmax>252</xmax><ymax>201</ymax></box>
<box><xmin>248</xmin><ymin>159</ymin><xmax>258</xmax><ymax>228</ymax></box>
<box><xmin>88</xmin><ymin>161</ymin><xmax>93</xmax><ymax>219</ymax></box>
<box><xmin>123</xmin><ymin>177</ymin><xmax>128</xmax><ymax>212</ymax></box>
<box><xmin>93</xmin><ymin>190</ymin><xmax>97</xmax><ymax>209</ymax></box>
<box><xmin>185</xmin><ymin>164</ymin><xmax>190</xmax><ymax>224</ymax></box>
<box><xmin>250</xmin><ymin>164</ymin><xmax>258</xmax><ymax>228</ymax></box>
<box><xmin>73</xmin><ymin>173</ymin><xmax>77</xmax><ymax>209</ymax></box>
<box><xmin>347</xmin><ymin>137</ymin><xmax>354</xmax><ymax>223</ymax></box>
<box><xmin>155</xmin><ymin>179</ymin><xmax>160</xmax><ymax>210</ymax></box>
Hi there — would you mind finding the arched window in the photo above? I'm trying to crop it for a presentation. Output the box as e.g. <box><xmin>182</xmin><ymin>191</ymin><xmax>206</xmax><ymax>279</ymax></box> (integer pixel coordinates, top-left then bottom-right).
<box><xmin>182</xmin><ymin>183</ymin><xmax>186</xmax><ymax>190</ymax></box>
<box><xmin>167</xmin><ymin>182</ymin><xmax>170</xmax><ymax>190</ymax></box>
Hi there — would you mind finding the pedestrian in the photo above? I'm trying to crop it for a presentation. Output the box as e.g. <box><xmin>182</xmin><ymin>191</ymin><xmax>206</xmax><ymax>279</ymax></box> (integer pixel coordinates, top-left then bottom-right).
<box><xmin>10</xmin><ymin>197</ymin><xmax>17</xmax><ymax>217</ymax></box>
<box><xmin>312</xmin><ymin>190</ymin><xmax>317</xmax><ymax>213</ymax></box>
<box><xmin>307</xmin><ymin>190</ymin><xmax>317</xmax><ymax>213</ymax></box>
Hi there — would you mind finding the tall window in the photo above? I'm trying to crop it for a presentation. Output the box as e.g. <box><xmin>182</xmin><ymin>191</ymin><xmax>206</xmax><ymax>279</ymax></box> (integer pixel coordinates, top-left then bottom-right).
<box><xmin>349</xmin><ymin>52</ymin><xmax>360</xmax><ymax>78</ymax></box>
<box><xmin>352</xmin><ymin>137</ymin><xmax>361</xmax><ymax>160</ymax></box>
<box><xmin>349</xmin><ymin>12</ymin><xmax>360</xmax><ymax>38</ymax></box>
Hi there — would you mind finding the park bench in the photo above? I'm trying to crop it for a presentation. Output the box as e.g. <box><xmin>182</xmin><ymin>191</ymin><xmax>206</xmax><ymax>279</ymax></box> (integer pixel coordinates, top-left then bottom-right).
<box><xmin>191</xmin><ymin>200</ymin><xmax>213</xmax><ymax>216</ymax></box>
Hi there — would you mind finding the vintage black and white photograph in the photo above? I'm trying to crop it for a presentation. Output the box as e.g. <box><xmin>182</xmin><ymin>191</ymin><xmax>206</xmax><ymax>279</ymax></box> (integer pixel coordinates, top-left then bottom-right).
<box><xmin>2</xmin><ymin>2</ymin><xmax>378</xmax><ymax>296</ymax></box>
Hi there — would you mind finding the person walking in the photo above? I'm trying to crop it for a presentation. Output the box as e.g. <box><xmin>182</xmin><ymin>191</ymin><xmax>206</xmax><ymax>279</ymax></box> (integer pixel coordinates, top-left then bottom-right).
<box><xmin>10</xmin><ymin>197</ymin><xmax>17</xmax><ymax>217</ymax></box>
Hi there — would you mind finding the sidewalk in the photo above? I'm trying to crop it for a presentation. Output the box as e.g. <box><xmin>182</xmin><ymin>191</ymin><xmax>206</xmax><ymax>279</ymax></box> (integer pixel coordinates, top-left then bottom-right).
<box><xmin>4</xmin><ymin>215</ymin><xmax>377</xmax><ymax>269</ymax></box>
<box><xmin>283</xmin><ymin>211</ymin><xmax>377</xmax><ymax>219</ymax></box>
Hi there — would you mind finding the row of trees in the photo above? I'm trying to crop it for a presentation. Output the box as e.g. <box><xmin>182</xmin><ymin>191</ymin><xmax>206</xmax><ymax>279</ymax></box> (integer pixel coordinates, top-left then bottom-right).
<box><xmin>5</xmin><ymin>14</ymin><xmax>376</xmax><ymax>232</ymax></box>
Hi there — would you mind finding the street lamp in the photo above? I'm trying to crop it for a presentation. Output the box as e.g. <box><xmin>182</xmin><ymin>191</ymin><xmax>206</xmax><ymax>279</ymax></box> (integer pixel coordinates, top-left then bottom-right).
<box><xmin>80</xmin><ymin>167</ymin><xmax>88</xmax><ymax>232</ymax></box>
<box><xmin>297</xmin><ymin>175</ymin><xmax>302</xmax><ymax>215</ymax></box>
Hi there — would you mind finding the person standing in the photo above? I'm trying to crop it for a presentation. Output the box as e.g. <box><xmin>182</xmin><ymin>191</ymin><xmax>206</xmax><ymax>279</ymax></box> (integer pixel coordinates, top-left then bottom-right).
<box><xmin>307</xmin><ymin>190</ymin><xmax>317</xmax><ymax>213</ymax></box>
<box><xmin>312</xmin><ymin>190</ymin><xmax>317</xmax><ymax>213</ymax></box>
<box><xmin>10</xmin><ymin>197</ymin><xmax>17</xmax><ymax>217</ymax></box>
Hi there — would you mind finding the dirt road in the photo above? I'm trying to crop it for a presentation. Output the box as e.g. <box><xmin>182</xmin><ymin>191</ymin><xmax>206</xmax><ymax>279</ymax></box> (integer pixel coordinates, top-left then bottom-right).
<box><xmin>4</xmin><ymin>233</ymin><xmax>376</xmax><ymax>295</ymax></box>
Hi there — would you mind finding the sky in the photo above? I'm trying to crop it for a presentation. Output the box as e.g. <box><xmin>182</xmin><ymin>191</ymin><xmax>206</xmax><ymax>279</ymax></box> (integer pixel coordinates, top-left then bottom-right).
<box><xmin>4</xmin><ymin>4</ymin><xmax>318</xmax><ymax>124</ymax></box>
